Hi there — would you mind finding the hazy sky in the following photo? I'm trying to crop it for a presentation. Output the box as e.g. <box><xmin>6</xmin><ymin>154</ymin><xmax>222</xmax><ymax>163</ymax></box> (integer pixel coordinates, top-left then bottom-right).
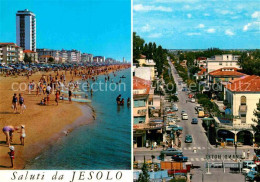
<box><xmin>0</xmin><ymin>0</ymin><xmax>131</xmax><ymax>61</ymax></box>
<box><xmin>134</xmin><ymin>0</ymin><xmax>260</xmax><ymax>49</ymax></box>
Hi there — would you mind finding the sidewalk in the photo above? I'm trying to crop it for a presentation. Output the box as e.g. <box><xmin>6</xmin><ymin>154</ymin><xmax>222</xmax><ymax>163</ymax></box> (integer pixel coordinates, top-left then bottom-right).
<box><xmin>134</xmin><ymin>147</ymin><xmax>163</xmax><ymax>152</ymax></box>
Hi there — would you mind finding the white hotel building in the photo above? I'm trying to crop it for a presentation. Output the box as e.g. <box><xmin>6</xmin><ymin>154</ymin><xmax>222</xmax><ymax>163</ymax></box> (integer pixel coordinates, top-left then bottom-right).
<box><xmin>206</xmin><ymin>54</ymin><xmax>240</xmax><ymax>73</ymax></box>
<box><xmin>16</xmin><ymin>9</ymin><xmax>36</xmax><ymax>52</ymax></box>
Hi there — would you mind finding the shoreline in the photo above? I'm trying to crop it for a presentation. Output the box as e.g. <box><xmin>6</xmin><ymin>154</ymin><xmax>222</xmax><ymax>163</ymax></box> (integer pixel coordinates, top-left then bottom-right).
<box><xmin>24</xmin><ymin>104</ymin><xmax>95</xmax><ymax>169</ymax></box>
<box><xmin>0</xmin><ymin>66</ymin><xmax>129</xmax><ymax>169</ymax></box>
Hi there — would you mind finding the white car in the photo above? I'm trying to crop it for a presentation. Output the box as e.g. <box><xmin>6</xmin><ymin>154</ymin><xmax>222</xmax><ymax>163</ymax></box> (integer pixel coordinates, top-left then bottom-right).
<box><xmin>242</xmin><ymin>164</ymin><xmax>257</xmax><ymax>174</ymax></box>
<box><xmin>191</xmin><ymin>98</ymin><xmax>195</xmax><ymax>103</ymax></box>
<box><xmin>182</xmin><ymin>113</ymin><xmax>188</xmax><ymax>120</ymax></box>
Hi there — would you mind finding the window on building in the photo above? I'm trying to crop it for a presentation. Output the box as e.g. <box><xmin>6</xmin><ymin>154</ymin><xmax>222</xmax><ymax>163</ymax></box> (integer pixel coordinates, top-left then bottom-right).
<box><xmin>134</xmin><ymin>99</ymin><xmax>146</xmax><ymax>108</ymax></box>
<box><xmin>134</xmin><ymin>116</ymin><xmax>146</xmax><ymax>124</ymax></box>
<box><xmin>219</xmin><ymin>62</ymin><xmax>222</xmax><ymax>65</ymax></box>
<box><xmin>241</xmin><ymin>114</ymin><xmax>246</xmax><ymax>123</ymax></box>
<box><xmin>241</xmin><ymin>96</ymin><xmax>247</xmax><ymax>105</ymax></box>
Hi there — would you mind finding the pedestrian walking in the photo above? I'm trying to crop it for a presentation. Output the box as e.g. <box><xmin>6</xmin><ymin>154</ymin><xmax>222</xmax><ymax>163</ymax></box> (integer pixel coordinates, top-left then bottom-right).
<box><xmin>18</xmin><ymin>93</ymin><xmax>25</xmax><ymax>114</ymax></box>
<box><xmin>8</xmin><ymin>146</ymin><xmax>15</xmax><ymax>168</ymax></box>
<box><xmin>12</xmin><ymin>93</ymin><xmax>18</xmax><ymax>113</ymax></box>
<box><xmin>20</xmin><ymin>125</ymin><xmax>26</xmax><ymax>146</ymax></box>
<box><xmin>242</xmin><ymin>150</ymin><xmax>246</xmax><ymax>159</ymax></box>
<box><xmin>247</xmin><ymin>149</ymin><xmax>251</xmax><ymax>159</ymax></box>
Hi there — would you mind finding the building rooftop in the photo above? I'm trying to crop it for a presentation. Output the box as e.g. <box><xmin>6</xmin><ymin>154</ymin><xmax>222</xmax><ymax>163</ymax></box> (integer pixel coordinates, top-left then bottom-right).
<box><xmin>197</xmin><ymin>68</ymin><xmax>207</xmax><ymax>76</ymax></box>
<box><xmin>133</xmin><ymin>76</ymin><xmax>151</xmax><ymax>95</ymax></box>
<box><xmin>140</xmin><ymin>54</ymin><xmax>146</xmax><ymax>59</ymax></box>
<box><xmin>225</xmin><ymin>75</ymin><xmax>260</xmax><ymax>92</ymax></box>
<box><xmin>24</xmin><ymin>50</ymin><xmax>36</xmax><ymax>53</ymax></box>
<box><xmin>209</xmin><ymin>67</ymin><xmax>246</xmax><ymax>77</ymax></box>
<box><xmin>0</xmin><ymin>43</ymin><xmax>15</xmax><ymax>46</ymax></box>
<box><xmin>40</xmin><ymin>55</ymin><xmax>53</xmax><ymax>58</ymax></box>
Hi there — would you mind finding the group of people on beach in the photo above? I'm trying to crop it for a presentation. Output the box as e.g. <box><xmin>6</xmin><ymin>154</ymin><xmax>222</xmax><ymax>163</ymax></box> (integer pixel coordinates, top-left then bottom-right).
<box><xmin>3</xmin><ymin>64</ymin><xmax>130</xmax><ymax>169</ymax></box>
<box><xmin>2</xmin><ymin>125</ymin><xmax>26</xmax><ymax>168</ymax></box>
<box><xmin>12</xmin><ymin>93</ymin><xmax>25</xmax><ymax>114</ymax></box>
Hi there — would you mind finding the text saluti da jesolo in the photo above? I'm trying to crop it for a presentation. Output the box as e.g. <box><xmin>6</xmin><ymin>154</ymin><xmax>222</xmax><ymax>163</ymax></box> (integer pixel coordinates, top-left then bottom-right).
<box><xmin>11</xmin><ymin>171</ymin><xmax>123</xmax><ymax>181</ymax></box>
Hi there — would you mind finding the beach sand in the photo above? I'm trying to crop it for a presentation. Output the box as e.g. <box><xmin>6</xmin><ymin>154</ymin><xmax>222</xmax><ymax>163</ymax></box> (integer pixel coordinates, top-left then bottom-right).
<box><xmin>0</xmin><ymin>71</ymin><xmax>93</xmax><ymax>169</ymax></box>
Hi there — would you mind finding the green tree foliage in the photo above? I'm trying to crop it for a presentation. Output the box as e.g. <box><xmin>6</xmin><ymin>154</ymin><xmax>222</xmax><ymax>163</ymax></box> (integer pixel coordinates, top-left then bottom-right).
<box><xmin>133</xmin><ymin>32</ymin><xmax>167</xmax><ymax>76</ymax></box>
<box><xmin>137</xmin><ymin>162</ymin><xmax>150</xmax><ymax>182</ymax></box>
<box><xmin>252</xmin><ymin>99</ymin><xmax>260</xmax><ymax>145</ymax></box>
<box><xmin>24</xmin><ymin>53</ymin><xmax>32</xmax><ymax>64</ymax></box>
<box><xmin>239</xmin><ymin>50</ymin><xmax>260</xmax><ymax>76</ymax></box>
<box><xmin>133</xmin><ymin>32</ymin><xmax>145</xmax><ymax>63</ymax></box>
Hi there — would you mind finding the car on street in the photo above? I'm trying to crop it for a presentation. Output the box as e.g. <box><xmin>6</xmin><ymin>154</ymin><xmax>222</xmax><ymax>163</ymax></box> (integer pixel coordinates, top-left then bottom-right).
<box><xmin>242</xmin><ymin>164</ymin><xmax>257</xmax><ymax>174</ymax></box>
<box><xmin>182</xmin><ymin>113</ymin><xmax>188</xmax><ymax>120</ymax></box>
<box><xmin>171</xmin><ymin>154</ymin><xmax>188</xmax><ymax>162</ymax></box>
<box><xmin>190</xmin><ymin>98</ymin><xmax>195</xmax><ymax>103</ymax></box>
<box><xmin>191</xmin><ymin>118</ymin><xmax>198</xmax><ymax>124</ymax></box>
<box><xmin>246</xmin><ymin>170</ymin><xmax>258</xmax><ymax>181</ymax></box>
<box><xmin>185</xmin><ymin>135</ymin><xmax>193</xmax><ymax>143</ymax></box>
<box><xmin>172</xmin><ymin>104</ymin><xmax>178</xmax><ymax>111</ymax></box>
<box><xmin>161</xmin><ymin>148</ymin><xmax>183</xmax><ymax>156</ymax></box>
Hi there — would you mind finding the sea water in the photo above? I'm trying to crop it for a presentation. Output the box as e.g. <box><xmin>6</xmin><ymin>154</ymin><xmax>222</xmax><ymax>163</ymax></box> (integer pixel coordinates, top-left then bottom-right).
<box><xmin>26</xmin><ymin>68</ymin><xmax>131</xmax><ymax>169</ymax></box>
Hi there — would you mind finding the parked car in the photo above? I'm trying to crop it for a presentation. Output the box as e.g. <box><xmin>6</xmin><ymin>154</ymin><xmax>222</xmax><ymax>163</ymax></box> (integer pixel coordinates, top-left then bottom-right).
<box><xmin>246</xmin><ymin>170</ymin><xmax>258</xmax><ymax>181</ymax></box>
<box><xmin>171</xmin><ymin>154</ymin><xmax>188</xmax><ymax>162</ymax></box>
<box><xmin>161</xmin><ymin>148</ymin><xmax>183</xmax><ymax>156</ymax></box>
<box><xmin>242</xmin><ymin>164</ymin><xmax>257</xmax><ymax>174</ymax></box>
<box><xmin>191</xmin><ymin>118</ymin><xmax>198</xmax><ymax>124</ymax></box>
<box><xmin>198</xmin><ymin>110</ymin><xmax>205</xmax><ymax>118</ymax></box>
<box><xmin>182</xmin><ymin>113</ymin><xmax>188</xmax><ymax>120</ymax></box>
<box><xmin>190</xmin><ymin>98</ymin><xmax>195</xmax><ymax>103</ymax></box>
<box><xmin>172</xmin><ymin>104</ymin><xmax>178</xmax><ymax>111</ymax></box>
<box><xmin>185</xmin><ymin>135</ymin><xmax>193</xmax><ymax>143</ymax></box>
<box><xmin>181</xmin><ymin>110</ymin><xmax>186</xmax><ymax>115</ymax></box>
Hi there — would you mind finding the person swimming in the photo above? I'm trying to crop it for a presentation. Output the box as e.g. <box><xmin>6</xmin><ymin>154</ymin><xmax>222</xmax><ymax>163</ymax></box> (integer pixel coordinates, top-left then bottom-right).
<box><xmin>116</xmin><ymin>94</ymin><xmax>121</xmax><ymax>104</ymax></box>
<box><xmin>120</xmin><ymin>98</ymin><xmax>124</xmax><ymax>105</ymax></box>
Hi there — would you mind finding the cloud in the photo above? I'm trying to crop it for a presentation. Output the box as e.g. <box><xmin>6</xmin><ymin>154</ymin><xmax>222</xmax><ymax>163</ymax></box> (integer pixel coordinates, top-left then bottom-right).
<box><xmin>141</xmin><ymin>24</ymin><xmax>153</xmax><ymax>32</ymax></box>
<box><xmin>243</xmin><ymin>22</ymin><xmax>260</xmax><ymax>31</ymax></box>
<box><xmin>206</xmin><ymin>28</ymin><xmax>216</xmax><ymax>33</ymax></box>
<box><xmin>133</xmin><ymin>4</ymin><xmax>172</xmax><ymax>12</ymax></box>
<box><xmin>251</xmin><ymin>11</ymin><xmax>260</xmax><ymax>19</ymax></box>
<box><xmin>148</xmin><ymin>33</ymin><xmax>163</xmax><ymax>38</ymax></box>
<box><xmin>187</xmin><ymin>14</ymin><xmax>192</xmax><ymax>18</ymax></box>
<box><xmin>215</xmin><ymin>9</ymin><xmax>234</xmax><ymax>15</ymax></box>
<box><xmin>198</xmin><ymin>24</ymin><xmax>205</xmax><ymax>28</ymax></box>
<box><xmin>187</xmin><ymin>32</ymin><xmax>201</xmax><ymax>36</ymax></box>
<box><xmin>225</xmin><ymin>29</ymin><xmax>235</xmax><ymax>36</ymax></box>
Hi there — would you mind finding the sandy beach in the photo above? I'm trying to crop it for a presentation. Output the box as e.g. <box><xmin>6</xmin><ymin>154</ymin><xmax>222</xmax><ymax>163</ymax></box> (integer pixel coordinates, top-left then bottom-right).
<box><xmin>0</xmin><ymin>64</ymin><xmax>130</xmax><ymax>169</ymax></box>
<box><xmin>0</xmin><ymin>71</ymin><xmax>90</xmax><ymax>169</ymax></box>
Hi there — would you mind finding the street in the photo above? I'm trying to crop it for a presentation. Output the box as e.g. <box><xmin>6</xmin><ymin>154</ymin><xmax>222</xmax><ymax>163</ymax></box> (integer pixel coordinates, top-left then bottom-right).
<box><xmin>134</xmin><ymin>60</ymin><xmax>255</xmax><ymax>182</ymax></box>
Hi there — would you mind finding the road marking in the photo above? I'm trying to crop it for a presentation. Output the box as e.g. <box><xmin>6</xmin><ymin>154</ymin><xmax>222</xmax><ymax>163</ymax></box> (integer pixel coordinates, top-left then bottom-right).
<box><xmin>201</xmin><ymin>158</ymin><xmax>205</xmax><ymax>161</ymax></box>
<box><xmin>195</xmin><ymin>158</ymin><xmax>199</xmax><ymax>161</ymax></box>
<box><xmin>184</xmin><ymin>147</ymin><xmax>187</xmax><ymax>150</ymax></box>
<box><xmin>202</xmin><ymin>147</ymin><xmax>206</xmax><ymax>149</ymax></box>
<box><xmin>190</xmin><ymin>158</ymin><xmax>194</xmax><ymax>161</ymax></box>
<box><xmin>188</xmin><ymin>147</ymin><xmax>192</xmax><ymax>150</ymax></box>
<box><xmin>197</xmin><ymin>147</ymin><xmax>201</xmax><ymax>150</ymax></box>
<box><xmin>193</xmin><ymin>147</ymin><xmax>196</xmax><ymax>150</ymax></box>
